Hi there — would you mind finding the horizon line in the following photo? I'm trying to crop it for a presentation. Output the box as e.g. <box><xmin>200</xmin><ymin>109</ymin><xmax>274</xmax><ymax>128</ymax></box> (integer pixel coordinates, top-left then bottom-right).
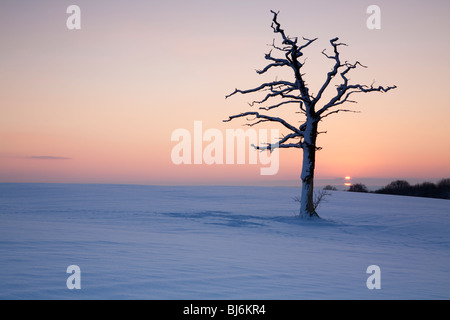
<box><xmin>0</xmin><ymin>176</ymin><xmax>448</xmax><ymax>188</ymax></box>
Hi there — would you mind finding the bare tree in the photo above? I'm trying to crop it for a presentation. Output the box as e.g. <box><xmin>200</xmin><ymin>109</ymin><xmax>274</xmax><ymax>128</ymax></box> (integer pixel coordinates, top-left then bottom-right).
<box><xmin>224</xmin><ymin>11</ymin><xmax>396</xmax><ymax>219</ymax></box>
<box><xmin>294</xmin><ymin>189</ymin><xmax>331</xmax><ymax>212</ymax></box>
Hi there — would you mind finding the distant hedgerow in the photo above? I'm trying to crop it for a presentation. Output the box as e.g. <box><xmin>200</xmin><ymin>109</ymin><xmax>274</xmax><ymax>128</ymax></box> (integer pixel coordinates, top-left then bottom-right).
<box><xmin>375</xmin><ymin>178</ymin><xmax>450</xmax><ymax>200</ymax></box>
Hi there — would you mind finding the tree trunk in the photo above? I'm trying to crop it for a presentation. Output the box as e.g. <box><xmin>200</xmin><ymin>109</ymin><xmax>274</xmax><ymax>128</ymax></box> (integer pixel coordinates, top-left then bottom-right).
<box><xmin>300</xmin><ymin>120</ymin><xmax>319</xmax><ymax>219</ymax></box>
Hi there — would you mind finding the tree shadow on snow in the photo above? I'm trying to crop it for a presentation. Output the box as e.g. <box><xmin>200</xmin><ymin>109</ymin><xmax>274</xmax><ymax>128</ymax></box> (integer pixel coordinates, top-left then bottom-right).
<box><xmin>160</xmin><ymin>210</ymin><xmax>344</xmax><ymax>229</ymax></box>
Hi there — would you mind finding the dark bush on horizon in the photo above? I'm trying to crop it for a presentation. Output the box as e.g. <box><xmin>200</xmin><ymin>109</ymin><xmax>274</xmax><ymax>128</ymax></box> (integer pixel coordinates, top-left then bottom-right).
<box><xmin>323</xmin><ymin>185</ymin><xmax>337</xmax><ymax>191</ymax></box>
<box><xmin>348</xmin><ymin>183</ymin><xmax>369</xmax><ymax>193</ymax></box>
<box><xmin>438</xmin><ymin>178</ymin><xmax>450</xmax><ymax>189</ymax></box>
<box><xmin>437</xmin><ymin>178</ymin><xmax>450</xmax><ymax>199</ymax></box>
<box><xmin>375</xmin><ymin>180</ymin><xmax>412</xmax><ymax>196</ymax></box>
<box><xmin>375</xmin><ymin>178</ymin><xmax>450</xmax><ymax>200</ymax></box>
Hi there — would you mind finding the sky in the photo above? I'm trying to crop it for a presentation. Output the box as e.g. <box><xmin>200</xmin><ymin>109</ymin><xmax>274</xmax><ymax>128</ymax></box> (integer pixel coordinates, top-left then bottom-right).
<box><xmin>0</xmin><ymin>0</ymin><xmax>449</xmax><ymax>187</ymax></box>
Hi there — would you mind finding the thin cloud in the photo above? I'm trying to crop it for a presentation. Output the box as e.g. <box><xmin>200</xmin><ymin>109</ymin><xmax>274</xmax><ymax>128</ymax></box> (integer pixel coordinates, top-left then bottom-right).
<box><xmin>29</xmin><ymin>156</ymin><xmax>71</xmax><ymax>160</ymax></box>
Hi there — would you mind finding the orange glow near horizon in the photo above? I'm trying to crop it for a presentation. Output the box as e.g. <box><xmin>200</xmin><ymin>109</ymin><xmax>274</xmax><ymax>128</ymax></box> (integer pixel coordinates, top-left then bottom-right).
<box><xmin>1</xmin><ymin>1</ymin><xmax>449</xmax><ymax>186</ymax></box>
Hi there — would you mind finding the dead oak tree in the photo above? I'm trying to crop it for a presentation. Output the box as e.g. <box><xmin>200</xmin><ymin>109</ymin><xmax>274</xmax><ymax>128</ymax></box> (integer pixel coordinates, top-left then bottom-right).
<box><xmin>224</xmin><ymin>11</ymin><xmax>396</xmax><ymax>219</ymax></box>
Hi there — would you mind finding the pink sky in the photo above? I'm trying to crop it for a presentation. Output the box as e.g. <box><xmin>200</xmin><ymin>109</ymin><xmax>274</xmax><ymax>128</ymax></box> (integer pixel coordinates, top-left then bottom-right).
<box><xmin>1</xmin><ymin>0</ymin><xmax>449</xmax><ymax>186</ymax></box>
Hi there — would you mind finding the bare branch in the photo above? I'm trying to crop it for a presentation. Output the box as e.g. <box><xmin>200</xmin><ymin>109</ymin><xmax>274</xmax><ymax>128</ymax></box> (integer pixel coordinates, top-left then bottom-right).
<box><xmin>277</xmin><ymin>132</ymin><xmax>302</xmax><ymax>144</ymax></box>
<box><xmin>270</xmin><ymin>10</ymin><xmax>296</xmax><ymax>46</ymax></box>
<box><xmin>293</xmin><ymin>189</ymin><xmax>331</xmax><ymax>211</ymax></box>
<box><xmin>243</xmin><ymin>119</ymin><xmax>269</xmax><ymax>127</ymax></box>
<box><xmin>225</xmin><ymin>80</ymin><xmax>296</xmax><ymax>99</ymax></box>
<box><xmin>314</xmin><ymin>37</ymin><xmax>348</xmax><ymax>105</ymax></box>
<box><xmin>258</xmin><ymin>100</ymin><xmax>301</xmax><ymax>111</ymax></box>
<box><xmin>317</xmin><ymin>83</ymin><xmax>397</xmax><ymax>116</ymax></box>
<box><xmin>320</xmin><ymin>108</ymin><xmax>361</xmax><ymax>119</ymax></box>
<box><xmin>248</xmin><ymin>86</ymin><xmax>298</xmax><ymax>107</ymax></box>
<box><xmin>251</xmin><ymin>131</ymin><xmax>303</xmax><ymax>151</ymax></box>
<box><xmin>257</xmin><ymin>49</ymin><xmax>290</xmax><ymax>74</ymax></box>
<box><xmin>297</xmin><ymin>37</ymin><xmax>318</xmax><ymax>58</ymax></box>
<box><xmin>254</xmin><ymin>142</ymin><xmax>303</xmax><ymax>151</ymax></box>
<box><xmin>270</xmin><ymin>11</ymin><xmax>315</xmax><ymax>99</ymax></box>
<box><xmin>257</xmin><ymin>61</ymin><xmax>287</xmax><ymax>75</ymax></box>
<box><xmin>314</xmin><ymin>51</ymin><xmax>397</xmax><ymax>117</ymax></box>
<box><xmin>223</xmin><ymin>111</ymin><xmax>303</xmax><ymax>135</ymax></box>
<box><xmin>269</xmin><ymin>38</ymin><xmax>290</xmax><ymax>52</ymax></box>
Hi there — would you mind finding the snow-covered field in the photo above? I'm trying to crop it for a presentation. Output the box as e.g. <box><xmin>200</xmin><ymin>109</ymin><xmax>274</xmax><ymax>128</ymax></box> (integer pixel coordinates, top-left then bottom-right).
<box><xmin>0</xmin><ymin>183</ymin><xmax>449</xmax><ymax>299</ymax></box>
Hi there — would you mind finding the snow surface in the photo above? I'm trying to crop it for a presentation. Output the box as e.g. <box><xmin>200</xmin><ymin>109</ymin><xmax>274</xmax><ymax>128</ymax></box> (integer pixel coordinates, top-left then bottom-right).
<box><xmin>0</xmin><ymin>183</ymin><xmax>449</xmax><ymax>299</ymax></box>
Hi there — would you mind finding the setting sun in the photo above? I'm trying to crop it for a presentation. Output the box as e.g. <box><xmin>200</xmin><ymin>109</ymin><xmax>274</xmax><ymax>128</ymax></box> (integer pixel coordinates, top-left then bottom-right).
<box><xmin>344</xmin><ymin>176</ymin><xmax>352</xmax><ymax>186</ymax></box>
<box><xmin>0</xmin><ymin>1</ymin><xmax>449</xmax><ymax>187</ymax></box>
